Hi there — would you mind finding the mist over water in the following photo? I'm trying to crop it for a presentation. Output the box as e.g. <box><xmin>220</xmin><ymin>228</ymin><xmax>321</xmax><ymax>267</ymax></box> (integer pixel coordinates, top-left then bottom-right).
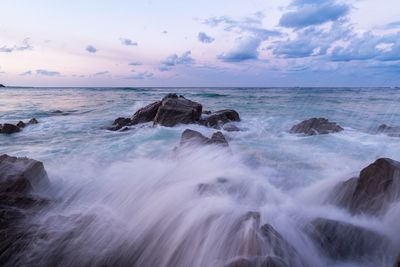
<box><xmin>1</xmin><ymin>87</ymin><xmax>400</xmax><ymax>266</ymax></box>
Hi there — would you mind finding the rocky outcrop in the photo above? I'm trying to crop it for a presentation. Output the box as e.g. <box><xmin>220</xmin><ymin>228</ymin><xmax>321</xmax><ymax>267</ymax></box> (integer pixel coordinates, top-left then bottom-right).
<box><xmin>154</xmin><ymin>94</ymin><xmax>202</xmax><ymax>127</ymax></box>
<box><xmin>308</xmin><ymin>218</ymin><xmax>393</xmax><ymax>262</ymax></box>
<box><xmin>0</xmin><ymin>118</ymin><xmax>39</xmax><ymax>134</ymax></box>
<box><xmin>0</xmin><ymin>123</ymin><xmax>20</xmax><ymax>134</ymax></box>
<box><xmin>180</xmin><ymin>129</ymin><xmax>229</xmax><ymax>147</ymax></box>
<box><xmin>290</xmin><ymin>118</ymin><xmax>343</xmax><ymax>136</ymax></box>
<box><xmin>109</xmin><ymin>93</ymin><xmax>240</xmax><ymax>130</ymax></box>
<box><xmin>329</xmin><ymin>158</ymin><xmax>400</xmax><ymax>216</ymax></box>
<box><xmin>0</xmin><ymin>154</ymin><xmax>50</xmax><ymax>265</ymax></box>
<box><xmin>199</xmin><ymin>110</ymin><xmax>240</xmax><ymax>128</ymax></box>
<box><xmin>377</xmin><ymin>124</ymin><xmax>400</xmax><ymax>137</ymax></box>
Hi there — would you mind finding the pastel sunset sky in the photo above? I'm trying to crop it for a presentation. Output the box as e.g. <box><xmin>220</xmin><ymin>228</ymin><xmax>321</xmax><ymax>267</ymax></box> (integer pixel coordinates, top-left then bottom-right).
<box><xmin>0</xmin><ymin>0</ymin><xmax>399</xmax><ymax>87</ymax></box>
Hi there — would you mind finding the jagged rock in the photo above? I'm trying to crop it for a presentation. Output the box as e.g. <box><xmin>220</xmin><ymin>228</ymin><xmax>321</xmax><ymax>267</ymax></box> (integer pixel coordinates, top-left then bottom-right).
<box><xmin>309</xmin><ymin>218</ymin><xmax>393</xmax><ymax>261</ymax></box>
<box><xmin>29</xmin><ymin>118</ymin><xmax>38</xmax><ymax>124</ymax></box>
<box><xmin>199</xmin><ymin>109</ymin><xmax>240</xmax><ymax>128</ymax></box>
<box><xmin>154</xmin><ymin>94</ymin><xmax>202</xmax><ymax>127</ymax></box>
<box><xmin>131</xmin><ymin>101</ymin><xmax>161</xmax><ymax>124</ymax></box>
<box><xmin>180</xmin><ymin>129</ymin><xmax>229</xmax><ymax>147</ymax></box>
<box><xmin>16</xmin><ymin>121</ymin><xmax>26</xmax><ymax>128</ymax></box>
<box><xmin>329</xmin><ymin>158</ymin><xmax>400</xmax><ymax>216</ymax></box>
<box><xmin>289</xmin><ymin>118</ymin><xmax>343</xmax><ymax>136</ymax></box>
<box><xmin>377</xmin><ymin>124</ymin><xmax>400</xmax><ymax>137</ymax></box>
<box><xmin>0</xmin><ymin>154</ymin><xmax>49</xmax><ymax>193</ymax></box>
<box><xmin>0</xmin><ymin>123</ymin><xmax>20</xmax><ymax>134</ymax></box>
<box><xmin>110</xmin><ymin>117</ymin><xmax>132</xmax><ymax>130</ymax></box>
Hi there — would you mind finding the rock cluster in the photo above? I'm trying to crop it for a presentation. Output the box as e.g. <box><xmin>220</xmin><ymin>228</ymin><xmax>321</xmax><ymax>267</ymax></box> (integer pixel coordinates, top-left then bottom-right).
<box><xmin>0</xmin><ymin>118</ymin><xmax>39</xmax><ymax>134</ymax></box>
<box><xmin>109</xmin><ymin>93</ymin><xmax>240</xmax><ymax>131</ymax></box>
<box><xmin>289</xmin><ymin>118</ymin><xmax>343</xmax><ymax>135</ymax></box>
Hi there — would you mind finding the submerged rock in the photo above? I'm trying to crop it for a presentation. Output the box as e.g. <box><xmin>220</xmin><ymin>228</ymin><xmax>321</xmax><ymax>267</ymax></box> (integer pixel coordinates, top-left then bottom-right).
<box><xmin>29</xmin><ymin>118</ymin><xmax>38</xmax><ymax>124</ymax></box>
<box><xmin>154</xmin><ymin>94</ymin><xmax>202</xmax><ymax>127</ymax></box>
<box><xmin>377</xmin><ymin>124</ymin><xmax>400</xmax><ymax>137</ymax></box>
<box><xmin>199</xmin><ymin>109</ymin><xmax>240</xmax><ymax>128</ymax></box>
<box><xmin>16</xmin><ymin>121</ymin><xmax>26</xmax><ymax>128</ymax></box>
<box><xmin>0</xmin><ymin>123</ymin><xmax>20</xmax><ymax>134</ymax></box>
<box><xmin>224</xmin><ymin>124</ymin><xmax>240</xmax><ymax>132</ymax></box>
<box><xmin>309</xmin><ymin>217</ymin><xmax>393</xmax><ymax>262</ymax></box>
<box><xmin>289</xmin><ymin>118</ymin><xmax>343</xmax><ymax>136</ymax></box>
<box><xmin>329</xmin><ymin>158</ymin><xmax>400</xmax><ymax>216</ymax></box>
<box><xmin>180</xmin><ymin>129</ymin><xmax>229</xmax><ymax>147</ymax></box>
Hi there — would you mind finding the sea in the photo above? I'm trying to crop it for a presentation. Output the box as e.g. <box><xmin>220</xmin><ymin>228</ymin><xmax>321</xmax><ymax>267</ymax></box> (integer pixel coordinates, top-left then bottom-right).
<box><xmin>1</xmin><ymin>87</ymin><xmax>399</xmax><ymax>266</ymax></box>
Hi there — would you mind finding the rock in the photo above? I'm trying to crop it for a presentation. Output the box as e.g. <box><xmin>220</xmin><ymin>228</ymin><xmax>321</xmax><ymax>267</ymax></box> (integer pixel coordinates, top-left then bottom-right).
<box><xmin>154</xmin><ymin>94</ymin><xmax>202</xmax><ymax>127</ymax></box>
<box><xmin>29</xmin><ymin>118</ymin><xmax>38</xmax><ymax>124</ymax></box>
<box><xmin>289</xmin><ymin>118</ymin><xmax>343</xmax><ymax>135</ymax></box>
<box><xmin>199</xmin><ymin>109</ymin><xmax>240</xmax><ymax>128</ymax></box>
<box><xmin>180</xmin><ymin>129</ymin><xmax>229</xmax><ymax>147</ymax></box>
<box><xmin>202</xmin><ymin>110</ymin><xmax>212</xmax><ymax>115</ymax></box>
<box><xmin>0</xmin><ymin>154</ymin><xmax>49</xmax><ymax>193</ymax></box>
<box><xmin>309</xmin><ymin>218</ymin><xmax>393</xmax><ymax>261</ymax></box>
<box><xmin>377</xmin><ymin>124</ymin><xmax>400</xmax><ymax>137</ymax></box>
<box><xmin>16</xmin><ymin>121</ymin><xmax>26</xmax><ymax>128</ymax></box>
<box><xmin>0</xmin><ymin>123</ymin><xmax>20</xmax><ymax>134</ymax></box>
<box><xmin>131</xmin><ymin>101</ymin><xmax>161</xmax><ymax>125</ymax></box>
<box><xmin>224</xmin><ymin>124</ymin><xmax>240</xmax><ymax>132</ymax></box>
<box><xmin>110</xmin><ymin>117</ymin><xmax>132</xmax><ymax>130</ymax></box>
<box><xmin>0</xmin><ymin>84</ymin><xmax>4</xmax><ymax>87</ymax></box>
<box><xmin>329</xmin><ymin>158</ymin><xmax>400</xmax><ymax>216</ymax></box>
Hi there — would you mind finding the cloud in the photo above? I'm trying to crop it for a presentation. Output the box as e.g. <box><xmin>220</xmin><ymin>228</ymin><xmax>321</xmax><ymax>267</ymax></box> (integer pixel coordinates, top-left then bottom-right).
<box><xmin>120</xmin><ymin>38</ymin><xmax>138</xmax><ymax>46</ymax></box>
<box><xmin>218</xmin><ymin>36</ymin><xmax>261</xmax><ymax>62</ymax></box>
<box><xmin>126</xmin><ymin>71</ymin><xmax>154</xmax><ymax>80</ymax></box>
<box><xmin>198</xmin><ymin>32</ymin><xmax>215</xmax><ymax>43</ymax></box>
<box><xmin>386</xmin><ymin>21</ymin><xmax>400</xmax><ymax>29</ymax></box>
<box><xmin>159</xmin><ymin>51</ymin><xmax>195</xmax><ymax>71</ymax></box>
<box><xmin>331</xmin><ymin>32</ymin><xmax>400</xmax><ymax>62</ymax></box>
<box><xmin>203</xmin><ymin>12</ymin><xmax>281</xmax><ymax>40</ymax></box>
<box><xmin>162</xmin><ymin>30</ymin><xmax>168</xmax><ymax>34</ymax></box>
<box><xmin>86</xmin><ymin>45</ymin><xmax>97</xmax><ymax>53</ymax></box>
<box><xmin>93</xmin><ymin>71</ymin><xmax>109</xmax><ymax>76</ymax></box>
<box><xmin>128</xmin><ymin>61</ymin><xmax>142</xmax><ymax>66</ymax></box>
<box><xmin>0</xmin><ymin>38</ymin><xmax>32</xmax><ymax>53</ymax></box>
<box><xmin>36</xmin><ymin>69</ymin><xmax>60</xmax><ymax>76</ymax></box>
<box><xmin>279</xmin><ymin>2</ymin><xmax>349</xmax><ymax>28</ymax></box>
<box><xmin>20</xmin><ymin>70</ymin><xmax>32</xmax><ymax>76</ymax></box>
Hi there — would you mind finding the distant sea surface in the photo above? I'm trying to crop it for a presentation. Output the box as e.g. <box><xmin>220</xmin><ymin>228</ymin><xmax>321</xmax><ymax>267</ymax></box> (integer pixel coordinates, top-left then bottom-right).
<box><xmin>1</xmin><ymin>87</ymin><xmax>400</xmax><ymax>266</ymax></box>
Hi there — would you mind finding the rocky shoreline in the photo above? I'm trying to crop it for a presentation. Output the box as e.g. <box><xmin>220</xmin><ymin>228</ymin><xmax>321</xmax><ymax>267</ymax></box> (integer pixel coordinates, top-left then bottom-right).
<box><xmin>1</xmin><ymin>93</ymin><xmax>400</xmax><ymax>266</ymax></box>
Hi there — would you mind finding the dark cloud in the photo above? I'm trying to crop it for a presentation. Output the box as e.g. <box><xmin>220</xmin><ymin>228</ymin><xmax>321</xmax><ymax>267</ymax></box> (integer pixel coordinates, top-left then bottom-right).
<box><xmin>198</xmin><ymin>32</ymin><xmax>215</xmax><ymax>43</ymax></box>
<box><xmin>120</xmin><ymin>38</ymin><xmax>138</xmax><ymax>46</ymax></box>
<box><xmin>93</xmin><ymin>71</ymin><xmax>109</xmax><ymax>76</ymax></box>
<box><xmin>218</xmin><ymin>36</ymin><xmax>260</xmax><ymax>62</ymax></box>
<box><xmin>36</xmin><ymin>69</ymin><xmax>60</xmax><ymax>76</ymax></box>
<box><xmin>0</xmin><ymin>38</ymin><xmax>32</xmax><ymax>53</ymax></box>
<box><xmin>159</xmin><ymin>51</ymin><xmax>195</xmax><ymax>71</ymax></box>
<box><xmin>86</xmin><ymin>45</ymin><xmax>97</xmax><ymax>53</ymax></box>
<box><xmin>128</xmin><ymin>61</ymin><xmax>142</xmax><ymax>66</ymax></box>
<box><xmin>279</xmin><ymin>2</ymin><xmax>349</xmax><ymax>28</ymax></box>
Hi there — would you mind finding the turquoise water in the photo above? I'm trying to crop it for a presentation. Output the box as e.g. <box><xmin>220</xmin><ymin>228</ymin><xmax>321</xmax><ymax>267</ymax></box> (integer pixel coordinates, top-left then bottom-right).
<box><xmin>1</xmin><ymin>87</ymin><xmax>400</xmax><ymax>266</ymax></box>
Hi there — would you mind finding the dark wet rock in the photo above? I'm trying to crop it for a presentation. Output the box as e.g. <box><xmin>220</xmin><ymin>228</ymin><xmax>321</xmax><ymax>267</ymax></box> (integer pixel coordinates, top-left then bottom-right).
<box><xmin>0</xmin><ymin>155</ymin><xmax>50</xmax><ymax>266</ymax></box>
<box><xmin>309</xmin><ymin>217</ymin><xmax>393</xmax><ymax>261</ymax></box>
<box><xmin>203</xmin><ymin>110</ymin><xmax>212</xmax><ymax>115</ymax></box>
<box><xmin>224</xmin><ymin>256</ymin><xmax>289</xmax><ymax>267</ymax></box>
<box><xmin>199</xmin><ymin>109</ymin><xmax>240</xmax><ymax>128</ymax></box>
<box><xmin>0</xmin><ymin>154</ymin><xmax>49</xmax><ymax>193</ymax></box>
<box><xmin>224</xmin><ymin>124</ymin><xmax>240</xmax><ymax>132</ymax></box>
<box><xmin>154</xmin><ymin>94</ymin><xmax>202</xmax><ymax>127</ymax></box>
<box><xmin>329</xmin><ymin>158</ymin><xmax>400</xmax><ymax>216</ymax></box>
<box><xmin>0</xmin><ymin>84</ymin><xmax>4</xmax><ymax>87</ymax></box>
<box><xmin>377</xmin><ymin>124</ymin><xmax>400</xmax><ymax>137</ymax></box>
<box><xmin>28</xmin><ymin>118</ymin><xmax>38</xmax><ymax>124</ymax></box>
<box><xmin>131</xmin><ymin>101</ymin><xmax>161</xmax><ymax>125</ymax></box>
<box><xmin>16</xmin><ymin>121</ymin><xmax>26</xmax><ymax>128</ymax></box>
<box><xmin>0</xmin><ymin>123</ymin><xmax>20</xmax><ymax>134</ymax></box>
<box><xmin>180</xmin><ymin>129</ymin><xmax>229</xmax><ymax>147</ymax></box>
<box><xmin>289</xmin><ymin>118</ymin><xmax>343</xmax><ymax>136</ymax></box>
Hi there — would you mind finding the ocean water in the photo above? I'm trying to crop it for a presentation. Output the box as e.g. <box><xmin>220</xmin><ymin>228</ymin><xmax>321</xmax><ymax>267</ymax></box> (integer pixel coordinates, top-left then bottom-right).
<box><xmin>1</xmin><ymin>87</ymin><xmax>400</xmax><ymax>266</ymax></box>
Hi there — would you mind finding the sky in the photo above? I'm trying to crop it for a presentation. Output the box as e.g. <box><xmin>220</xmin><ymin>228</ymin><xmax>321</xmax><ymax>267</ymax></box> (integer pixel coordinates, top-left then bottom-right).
<box><xmin>0</xmin><ymin>0</ymin><xmax>399</xmax><ymax>87</ymax></box>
